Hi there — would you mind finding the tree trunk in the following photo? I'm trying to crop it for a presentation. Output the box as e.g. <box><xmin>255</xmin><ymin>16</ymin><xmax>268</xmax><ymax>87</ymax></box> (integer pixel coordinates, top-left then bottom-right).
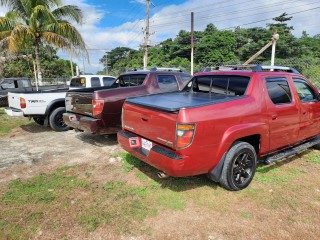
<box><xmin>34</xmin><ymin>40</ymin><xmax>42</xmax><ymax>85</ymax></box>
<box><xmin>0</xmin><ymin>63</ymin><xmax>3</xmax><ymax>78</ymax></box>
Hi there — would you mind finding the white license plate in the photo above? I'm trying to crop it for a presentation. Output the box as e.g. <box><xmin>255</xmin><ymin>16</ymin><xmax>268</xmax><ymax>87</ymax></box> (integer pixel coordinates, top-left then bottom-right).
<box><xmin>142</xmin><ymin>138</ymin><xmax>152</xmax><ymax>151</ymax></box>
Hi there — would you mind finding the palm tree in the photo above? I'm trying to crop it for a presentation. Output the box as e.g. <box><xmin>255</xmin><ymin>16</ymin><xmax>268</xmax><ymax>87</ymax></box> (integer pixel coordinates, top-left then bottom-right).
<box><xmin>0</xmin><ymin>0</ymin><xmax>86</xmax><ymax>84</ymax></box>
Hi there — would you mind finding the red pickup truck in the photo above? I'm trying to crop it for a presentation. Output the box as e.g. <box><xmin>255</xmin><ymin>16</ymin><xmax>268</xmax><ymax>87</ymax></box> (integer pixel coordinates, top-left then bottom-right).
<box><xmin>63</xmin><ymin>68</ymin><xmax>192</xmax><ymax>135</ymax></box>
<box><xmin>118</xmin><ymin>65</ymin><xmax>320</xmax><ymax>191</ymax></box>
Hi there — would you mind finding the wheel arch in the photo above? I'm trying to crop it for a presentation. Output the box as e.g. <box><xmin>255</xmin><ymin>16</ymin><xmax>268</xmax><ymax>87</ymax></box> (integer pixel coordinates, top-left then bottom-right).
<box><xmin>45</xmin><ymin>98</ymin><xmax>65</xmax><ymax>116</ymax></box>
<box><xmin>208</xmin><ymin>123</ymin><xmax>268</xmax><ymax>182</ymax></box>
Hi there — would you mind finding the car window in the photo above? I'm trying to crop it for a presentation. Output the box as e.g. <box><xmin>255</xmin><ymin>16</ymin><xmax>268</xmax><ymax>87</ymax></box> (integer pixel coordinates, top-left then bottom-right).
<box><xmin>91</xmin><ymin>77</ymin><xmax>101</xmax><ymax>87</ymax></box>
<box><xmin>102</xmin><ymin>77</ymin><xmax>115</xmax><ymax>86</ymax></box>
<box><xmin>1</xmin><ymin>80</ymin><xmax>15</xmax><ymax>89</ymax></box>
<box><xmin>70</xmin><ymin>77</ymin><xmax>86</xmax><ymax>87</ymax></box>
<box><xmin>191</xmin><ymin>75</ymin><xmax>250</xmax><ymax>96</ymax></box>
<box><xmin>157</xmin><ymin>75</ymin><xmax>178</xmax><ymax>91</ymax></box>
<box><xmin>120</xmin><ymin>74</ymin><xmax>147</xmax><ymax>87</ymax></box>
<box><xmin>265</xmin><ymin>77</ymin><xmax>292</xmax><ymax>104</ymax></box>
<box><xmin>21</xmin><ymin>79</ymin><xmax>31</xmax><ymax>88</ymax></box>
<box><xmin>293</xmin><ymin>79</ymin><xmax>317</xmax><ymax>102</ymax></box>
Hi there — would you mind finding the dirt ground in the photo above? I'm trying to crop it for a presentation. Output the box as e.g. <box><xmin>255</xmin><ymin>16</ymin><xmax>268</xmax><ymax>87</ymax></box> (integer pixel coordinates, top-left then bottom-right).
<box><xmin>0</xmin><ymin>123</ymin><xmax>320</xmax><ymax>240</ymax></box>
<box><xmin>0</xmin><ymin>124</ymin><xmax>121</xmax><ymax>184</ymax></box>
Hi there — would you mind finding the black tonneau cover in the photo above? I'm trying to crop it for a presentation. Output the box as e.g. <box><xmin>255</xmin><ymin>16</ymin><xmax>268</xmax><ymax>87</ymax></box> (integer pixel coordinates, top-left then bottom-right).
<box><xmin>126</xmin><ymin>92</ymin><xmax>245</xmax><ymax>112</ymax></box>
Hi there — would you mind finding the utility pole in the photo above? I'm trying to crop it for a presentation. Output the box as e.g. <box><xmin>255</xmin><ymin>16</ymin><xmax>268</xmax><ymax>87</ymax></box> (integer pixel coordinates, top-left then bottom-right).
<box><xmin>191</xmin><ymin>12</ymin><xmax>194</xmax><ymax>75</ymax></box>
<box><xmin>105</xmin><ymin>52</ymin><xmax>109</xmax><ymax>75</ymax></box>
<box><xmin>143</xmin><ymin>0</ymin><xmax>150</xmax><ymax>70</ymax></box>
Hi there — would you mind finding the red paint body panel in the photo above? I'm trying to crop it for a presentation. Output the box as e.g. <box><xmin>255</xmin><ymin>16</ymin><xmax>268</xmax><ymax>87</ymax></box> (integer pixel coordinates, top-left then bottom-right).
<box><xmin>64</xmin><ymin>71</ymin><xmax>191</xmax><ymax>134</ymax></box>
<box><xmin>118</xmin><ymin>70</ymin><xmax>320</xmax><ymax>177</ymax></box>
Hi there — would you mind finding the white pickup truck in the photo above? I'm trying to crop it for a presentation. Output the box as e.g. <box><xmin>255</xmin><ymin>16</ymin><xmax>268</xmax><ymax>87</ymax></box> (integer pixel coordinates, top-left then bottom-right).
<box><xmin>4</xmin><ymin>75</ymin><xmax>116</xmax><ymax>131</ymax></box>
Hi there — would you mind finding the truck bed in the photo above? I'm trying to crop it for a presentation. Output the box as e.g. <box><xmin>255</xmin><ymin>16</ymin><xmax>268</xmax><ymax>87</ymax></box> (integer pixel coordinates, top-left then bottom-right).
<box><xmin>126</xmin><ymin>92</ymin><xmax>246</xmax><ymax>112</ymax></box>
<box><xmin>12</xmin><ymin>88</ymin><xmax>69</xmax><ymax>94</ymax></box>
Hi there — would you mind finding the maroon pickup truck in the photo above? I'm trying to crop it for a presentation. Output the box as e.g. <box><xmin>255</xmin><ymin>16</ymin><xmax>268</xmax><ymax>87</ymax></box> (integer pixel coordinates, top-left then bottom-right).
<box><xmin>118</xmin><ymin>65</ymin><xmax>320</xmax><ymax>191</ymax></box>
<box><xmin>63</xmin><ymin>68</ymin><xmax>192</xmax><ymax>134</ymax></box>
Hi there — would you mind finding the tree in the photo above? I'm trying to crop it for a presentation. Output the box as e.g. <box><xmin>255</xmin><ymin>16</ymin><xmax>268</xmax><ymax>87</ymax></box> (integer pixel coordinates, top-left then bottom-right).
<box><xmin>2</xmin><ymin>45</ymin><xmax>76</xmax><ymax>78</ymax></box>
<box><xmin>195</xmin><ymin>30</ymin><xmax>238</xmax><ymax>64</ymax></box>
<box><xmin>0</xmin><ymin>0</ymin><xmax>86</xmax><ymax>84</ymax></box>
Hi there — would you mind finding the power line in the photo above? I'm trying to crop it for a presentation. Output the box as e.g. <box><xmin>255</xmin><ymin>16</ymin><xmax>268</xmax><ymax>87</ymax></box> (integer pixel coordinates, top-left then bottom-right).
<box><xmin>149</xmin><ymin>6</ymin><xmax>320</xmax><ymax>46</ymax></box>
<box><xmin>150</xmin><ymin>0</ymin><xmax>319</xmax><ymax>29</ymax></box>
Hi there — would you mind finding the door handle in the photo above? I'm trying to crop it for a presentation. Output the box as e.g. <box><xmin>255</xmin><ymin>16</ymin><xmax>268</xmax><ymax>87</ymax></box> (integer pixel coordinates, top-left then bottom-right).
<box><xmin>302</xmin><ymin>111</ymin><xmax>307</xmax><ymax>115</ymax></box>
<box><xmin>271</xmin><ymin>115</ymin><xmax>278</xmax><ymax>120</ymax></box>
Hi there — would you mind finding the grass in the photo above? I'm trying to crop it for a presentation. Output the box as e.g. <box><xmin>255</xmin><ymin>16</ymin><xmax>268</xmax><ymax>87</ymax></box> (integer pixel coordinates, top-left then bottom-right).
<box><xmin>1</xmin><ymin>150</ymin><xmax>320</xmax><ymax>238</ymax></box>
<box><xmin>0</xmin><ymin>108</ymin><xmax>31</xmax><ymax>135</ymax></box>
<box><xmin>305</xmin><ymin>152</ymin><xmax>320</xmax><ymax>164</ymax></box>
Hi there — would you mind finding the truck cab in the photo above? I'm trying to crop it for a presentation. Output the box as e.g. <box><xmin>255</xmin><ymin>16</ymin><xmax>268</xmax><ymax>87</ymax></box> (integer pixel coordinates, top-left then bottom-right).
<box><xmin>69</xmin><ymin>75</ymin><xmax>116</xmax><ymax>90</ymax></box>
<box><xmin>118</xmin><ymin>65</ymin><xmax>320</xmax><ymax>191</ymax></box>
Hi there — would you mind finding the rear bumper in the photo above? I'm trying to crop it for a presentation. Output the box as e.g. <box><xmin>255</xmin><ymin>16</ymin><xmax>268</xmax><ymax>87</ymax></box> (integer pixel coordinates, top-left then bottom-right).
<box><xmin>4</xmin><ymin>107</ymin><xmax>24</xmax><ymax>117</ymax></box>
<box><xmin>117</xmin><ymin>130</ymin><xmax>191</xmax><ymax>177</ymax></box>
<box><xmin>63</xmin><ymin>112</ymin><xmax>116</xmax><ymax>135</ymax></box>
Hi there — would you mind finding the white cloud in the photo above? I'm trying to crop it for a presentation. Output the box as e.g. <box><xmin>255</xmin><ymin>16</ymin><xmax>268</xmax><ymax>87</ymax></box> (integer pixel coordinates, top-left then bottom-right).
<box><xmin>70</xmin><ymin>0</ymin><xmax>320</xmax><ymax>74</ymax></box>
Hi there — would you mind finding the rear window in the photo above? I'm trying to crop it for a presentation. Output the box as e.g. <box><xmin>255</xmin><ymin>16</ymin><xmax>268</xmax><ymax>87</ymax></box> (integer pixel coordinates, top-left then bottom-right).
<box><xmin>119</xmin><ymin>74</ymin><xmax>147</xmax><ymax>87</ymax></box>
<box><xmin>102</xmin><ymin>77</ymin><xmax>115</xmax><ymax>86</ymax></box>
<box><xmin>91</xmin><ymin>77</ymin><xmax>101</xmax><ymax>87</ymax></box>
<box><xmin>157</xmin><ymin>75</ymin><xmax>178</xmax><ymax>91</ymax></box>
<box><xmin>189</xmin><ymin>75</ymin><xmax>250</xmax><ymax>96</ymax></box>
<box><xmin>1</xmin><ymin>80</ymin><xmax>16</xmax><ymax>89</ymax></box>
<box><xmin>70</xmin><ymin>77</ymin><xmax>86</xmax><ymax>87</ymax></box>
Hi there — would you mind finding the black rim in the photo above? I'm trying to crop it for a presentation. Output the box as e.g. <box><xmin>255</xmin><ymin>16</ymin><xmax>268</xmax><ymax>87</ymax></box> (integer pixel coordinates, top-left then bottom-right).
<box><xmin>55</xmin><ymin>112</ymin><xmax>66</xmax><ymax>128</ymax></box>
<box><xmin>231</xmin><ymin>149</ymin><xmax>255</xmax><ymax>187</ymax></box>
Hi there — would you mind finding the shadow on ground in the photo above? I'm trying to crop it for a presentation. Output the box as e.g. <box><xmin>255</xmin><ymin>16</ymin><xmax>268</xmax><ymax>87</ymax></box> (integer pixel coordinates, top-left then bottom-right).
<box><xmin>75</xmin><ymin>132</ymin><xmax>118</xmax><ymax>147</ymax></box>
<box><xmin>20</xmin><ymin>123</ymin><xmax>53</xmax><ymax>133</ymax></box>
<box><xmin>122</xmin><ymin>153</ymin><xmax>220</xmax><ymax>192</ymax></box>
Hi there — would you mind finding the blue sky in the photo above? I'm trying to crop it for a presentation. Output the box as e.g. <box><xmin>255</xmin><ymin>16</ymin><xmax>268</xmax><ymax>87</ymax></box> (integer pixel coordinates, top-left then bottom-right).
<box><xmin>1</xmin><ymin>0</ymin><xmax>320</xmax><ymax>74</ymax></box>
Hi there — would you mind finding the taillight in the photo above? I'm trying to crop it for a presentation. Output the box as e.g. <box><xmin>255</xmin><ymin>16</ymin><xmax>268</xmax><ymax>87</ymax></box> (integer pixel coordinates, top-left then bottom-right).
<box><xmin>176</xmin><ymin>123</ymin><xmax>196</xmax><ymax>149</ymax></box>
<box><xmin>20</xmin><ymin>97</ymin><xmax>26</xmax><ymax>109</ymax></box>
<box><xmin>92</xmin><ymin>99</ymin><xmax>104</xmax><ymax>116</ymax></box>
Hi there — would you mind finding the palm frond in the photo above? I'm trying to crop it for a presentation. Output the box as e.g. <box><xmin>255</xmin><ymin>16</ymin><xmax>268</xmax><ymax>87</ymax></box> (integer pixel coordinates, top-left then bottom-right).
<box><xmin>42</xmin><ymin>31</ymin><xmax>70</xmax><ymax>48</ymax></box>
<box><xmin>11</xmin><ymin>25</ymin><xmax>34</xmax><ymax>40</ymax></box>
<box><xmin>30</xmin><ymin>5</ymin><xmax>58</xmax><ymax>30</ymax></box>
<box><xmin>52</xmin><ymin>5</ymin><xmax>83</xmax><ymax>24</ymax></box>
<box><xmin>0</xmin><ymin>17</ymin><xmax>16</xmax><ymax>31</ymax></box>
<box><xmin>45</xmin><ymin>22</ymin><xmax>86</xmax><ymax>50</ymax></box>
<box><xmin>2</xmin><ymin>0</ymin><xmax>28</xmax><ymax>19</ymax></box>
<box><xmin>0</xmin><ymin>30</ymin><xmax>11</xmax><ymax>41</ymax></box>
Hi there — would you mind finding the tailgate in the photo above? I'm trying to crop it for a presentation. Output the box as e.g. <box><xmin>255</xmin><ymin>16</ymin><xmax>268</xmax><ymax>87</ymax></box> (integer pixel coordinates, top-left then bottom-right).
<box><xmin>7</xmin><ymin>93</ymin><xmax>22</xmax><ymax>110</ymax></box>
<box><xmin>123</xmin><ymin>103</ymin><xmax>178</xmax><ymax>149</ymax></box>
<box><xmin>65</xmin><ymin>92</ymin><xmax>93</xmax><ymax>116</ymax></box>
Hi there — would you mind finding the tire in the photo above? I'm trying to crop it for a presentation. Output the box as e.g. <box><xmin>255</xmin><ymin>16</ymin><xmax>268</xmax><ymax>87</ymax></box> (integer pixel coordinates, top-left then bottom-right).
<box><xmin>49</xmin><ymin>107</ymin><xmax>70</xmax><ymax>132</ymax></box>
<box><xmin>219</xmin><ymin>141</ymin><xmax>257</xmax><ymax>191</ymax></box>
<box><xmin>33</xmin><ymin>116</ymin><xmax>45</xmax><ymax>126</ymax></box>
